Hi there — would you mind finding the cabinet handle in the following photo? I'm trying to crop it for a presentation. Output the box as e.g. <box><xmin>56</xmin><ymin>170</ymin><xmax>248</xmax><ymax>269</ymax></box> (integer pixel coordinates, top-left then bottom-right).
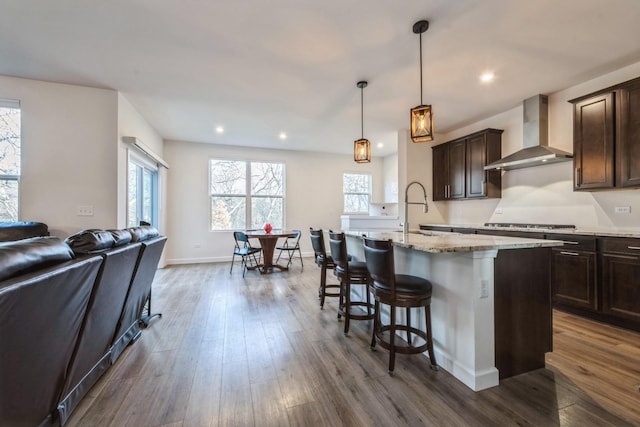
<box><xmin>574</xmin><ymin>167</ymin><xmax>580</xmax><ymax>184</ymax></box>
<box><xmin>610</xmin><ymin>254</ymin><xmax>639</xmax><ymax>260</ymax></box>
<box><xmin>628</xmin><ymin>246</ymin><xmax>640</xmax><ymax>250</ymax></box>
<box><xmin>564</xmin><ymin>241</ymin><xmax>579</xmax><ymax>245</ymax></box>
<box><xmin>560</xmin><ymin>251</ymin><xmax>580</xmax><ymax>256</ymax></box>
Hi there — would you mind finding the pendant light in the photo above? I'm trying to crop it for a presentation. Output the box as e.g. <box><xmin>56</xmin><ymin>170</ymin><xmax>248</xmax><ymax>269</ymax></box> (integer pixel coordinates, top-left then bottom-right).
<box><xmin>410</xmin><ymin>20</ymin><xmax>433</xmax><ymax>143</ymax></box>
<box><xmin>354</xmin><ymin>80</ymin><xmax>371</xmax><ymax>163</ymax></box>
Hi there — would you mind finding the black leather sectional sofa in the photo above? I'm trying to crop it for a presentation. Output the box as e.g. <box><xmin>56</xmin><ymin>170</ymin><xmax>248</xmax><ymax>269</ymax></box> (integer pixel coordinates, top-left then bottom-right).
<box><xmin>0</xmin><ymin>225</ymin><xmax>167</xmax><ymax>427</ymax></box>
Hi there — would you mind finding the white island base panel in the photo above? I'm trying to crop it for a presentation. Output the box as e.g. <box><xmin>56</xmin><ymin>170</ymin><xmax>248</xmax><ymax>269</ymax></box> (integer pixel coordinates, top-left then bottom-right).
<box><xmin>347</xmin><ymin>238</ymin><xmax>500</xmax><ymax>391</ymax></box>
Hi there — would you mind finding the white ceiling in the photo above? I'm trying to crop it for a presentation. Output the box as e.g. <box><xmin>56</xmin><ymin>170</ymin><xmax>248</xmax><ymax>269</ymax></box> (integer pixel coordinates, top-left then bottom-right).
<box><xmin>1</xmin><ymin>0</ymin><xmax>639</xmax><ymax>157</ymax></box>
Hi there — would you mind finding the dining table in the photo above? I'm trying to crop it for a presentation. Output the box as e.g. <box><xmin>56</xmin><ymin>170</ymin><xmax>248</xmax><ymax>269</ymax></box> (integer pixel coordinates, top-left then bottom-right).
<box><xmin>244</xmin><ymin>229</ymin><xmax>297</xmax><ymax>274</ymax></box>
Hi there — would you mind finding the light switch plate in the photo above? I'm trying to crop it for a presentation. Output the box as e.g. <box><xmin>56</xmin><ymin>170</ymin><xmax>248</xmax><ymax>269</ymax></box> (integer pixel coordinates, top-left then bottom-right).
<box><xmin>77</xmin><ymin>205</ymin><xmax>94</xmax><ymax>216</ymax></box>
<box><xmin>615</xmin><ymin>206</ymin><xmax>631</xmax><ymax>214</ymax></box>
<box><xmin>480</xmin><ymin>280</ymin><xmax>489</xmax><ymax>298</ymax></box>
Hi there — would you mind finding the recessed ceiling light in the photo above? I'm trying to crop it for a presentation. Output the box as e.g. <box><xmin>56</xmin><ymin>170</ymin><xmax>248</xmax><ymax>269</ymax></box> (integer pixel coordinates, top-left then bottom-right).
<box><xmin>279</xmin><ymin>132</ymin><xmax>287</xmax><ymax>140</ymax></box>
<box><xmin>480</xmin><ymin>72</ymin><xmax>495</xmax><ymax>83</ymax></box>
<box><xmin>377</xmin><ymin>142</ymin><xmax>384</xmax><ymax>148</ymax></box>
<box><xmin>215</xmin><ymin>126</ymin><xmax>224</xmax><ymax>134</ymax></box>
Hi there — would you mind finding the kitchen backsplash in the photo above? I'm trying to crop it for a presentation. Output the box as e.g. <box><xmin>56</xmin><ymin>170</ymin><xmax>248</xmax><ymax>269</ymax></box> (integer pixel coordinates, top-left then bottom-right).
<box><xmin>369</xmin><ymin>202</ymin><xmax>398</xmax><ymax>217</ymax></box>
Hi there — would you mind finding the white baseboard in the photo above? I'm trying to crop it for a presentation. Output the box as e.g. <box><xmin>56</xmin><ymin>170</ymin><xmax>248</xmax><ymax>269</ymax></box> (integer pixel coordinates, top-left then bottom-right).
<box><xmin>166</xmin><ymin>251</ymin><xmax>314</xmax><ymax>266</ymax></box>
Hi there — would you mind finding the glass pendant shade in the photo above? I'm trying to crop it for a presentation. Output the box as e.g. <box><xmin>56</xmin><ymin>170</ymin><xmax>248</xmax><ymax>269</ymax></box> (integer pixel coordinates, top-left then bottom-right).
<box><xmin>410</xmin><ymin>104</ymin><xmax>433</xmax><ymax>143</ymax></box>
<box><xmin>354</xmin><ymin>138</ymin><xmax>371</xmax><ymax>163</ymax></box>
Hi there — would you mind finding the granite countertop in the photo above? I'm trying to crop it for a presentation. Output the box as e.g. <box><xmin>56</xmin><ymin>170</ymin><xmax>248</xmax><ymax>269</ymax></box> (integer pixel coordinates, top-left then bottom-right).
<box><xmin>340</xmin><ymin>215</ymin><xmax>400</xmax><ymax>219</ymax></box>
<box><xmin>420</xmin><ymin>223</ymin><xmax>640</xmax><ymax>239</ymax></box>
<box><xmin>344</xmin><ymin>230</ymin><xmax>563</xmax><ymax>254</ymax></box>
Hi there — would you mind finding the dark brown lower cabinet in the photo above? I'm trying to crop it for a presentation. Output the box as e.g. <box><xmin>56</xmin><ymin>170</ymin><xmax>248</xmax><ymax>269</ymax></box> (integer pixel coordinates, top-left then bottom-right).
<box><xmin>547</xmin><ymin>234</ymin><xmax>599</xmax><ymax>311</ymax></box>
<box><xmin>551</xmin><ymin>248</ymin><xmax>597</xmax><ymax>311</ymax></box>
<box><xmin>601</xmin><ymin>238</ymin><xmax>640</xmax><ymax>323</ymax></box>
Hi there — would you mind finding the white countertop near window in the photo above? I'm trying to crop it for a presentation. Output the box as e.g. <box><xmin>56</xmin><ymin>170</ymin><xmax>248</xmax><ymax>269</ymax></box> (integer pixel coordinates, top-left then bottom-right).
<box><xmin>340</xmin><ymin>215</ymin><xmax>401</xmax><ymax>231</ymax></box>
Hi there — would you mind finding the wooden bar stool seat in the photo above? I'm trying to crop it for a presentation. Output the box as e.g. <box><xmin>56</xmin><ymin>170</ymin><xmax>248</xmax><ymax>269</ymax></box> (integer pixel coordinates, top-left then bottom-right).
<box><xmin>329</xmin><ymin>231</ymin><xmax>374</xmax><ymax>335</ymax></box>
<box><xmin>363</xmin><ymin>237</ymin><xmax>438</xmax><ymax>374</ymax></box>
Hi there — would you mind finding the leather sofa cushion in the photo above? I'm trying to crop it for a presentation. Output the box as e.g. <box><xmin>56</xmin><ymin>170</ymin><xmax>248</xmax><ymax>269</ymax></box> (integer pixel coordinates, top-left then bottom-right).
<box><xmin>65</xmin><ymin>230</ymin><xmax>116</xmax><ymax>254</ymax></box>
<box><xmin>0</xmin><ymin>221</ymin><xmax>49</xmax><ymax>242</ymax></box>
<box><xmin>0</xmin><ymin>236</ymin><xmax>74</xmax><ymax>281</ymax></box>
<box><xmin>108</xmin><ymin>229</ymin><xmax>132</xmax><ymax>246</ymax></box>
<box><xmin>127</xmin><ymin>225</ymin><xmax>159</xmax><ymax>242</ymax></box>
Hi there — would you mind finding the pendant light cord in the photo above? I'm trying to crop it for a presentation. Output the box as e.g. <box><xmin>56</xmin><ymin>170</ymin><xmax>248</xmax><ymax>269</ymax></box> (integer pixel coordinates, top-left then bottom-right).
<box><xmin>419</xmin><ymin>32</ymin><xmax>423</xmax><ymax>105</ymax></box>
<box><xmin>360</xmin><ymin>85</ymin><xmax>364</xmax><ymax>138</ymax></box>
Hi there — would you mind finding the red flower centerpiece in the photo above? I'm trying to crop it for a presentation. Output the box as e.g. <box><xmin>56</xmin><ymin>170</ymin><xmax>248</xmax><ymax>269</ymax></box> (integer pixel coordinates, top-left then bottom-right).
<box><xmin>263</xmin><ymin>223</ymin><xmax>273</xmax><ymax>233</ymax></box>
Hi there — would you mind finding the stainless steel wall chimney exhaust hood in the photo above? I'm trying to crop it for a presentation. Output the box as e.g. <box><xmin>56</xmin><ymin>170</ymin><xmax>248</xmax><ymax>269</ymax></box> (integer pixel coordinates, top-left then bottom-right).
<box><xmin>484</xmin><ymin>94</ymin><xmax>572</xmax><ymax>171</ymax></box>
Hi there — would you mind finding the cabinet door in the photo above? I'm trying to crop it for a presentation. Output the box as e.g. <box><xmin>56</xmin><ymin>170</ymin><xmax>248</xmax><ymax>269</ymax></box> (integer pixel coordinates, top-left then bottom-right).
<box><xmin>432</xmin><ymin>144</ymin><xmax>449</xmax><ymax>201</ymax></box>
<box><xmin>573</xmin><ymin>93</ymin><xmax>615</xmax><ymax>190</ymax></box>
<box><xmin>551</xmin><ymin>249</ymin><xmax>597</xmax><ymax>311</ymax></box>
<box><xmin>617</xmin><ymin>81</ymin><xmax>640</xmax><ymax>187</ymax></box>
<box><xmin>466</xmin><ymin>134</ymin><xmax>487</xmax><ymax>198</ymax></box>
<box><xmin>601</xmin><ymin>253</ymin><xmax>640</xmax><ymax>322</ymax></box>
<box><xmin>448</xmin><ymin>140</ymin><xmax>466</xmax><ymax>199</ymax></box>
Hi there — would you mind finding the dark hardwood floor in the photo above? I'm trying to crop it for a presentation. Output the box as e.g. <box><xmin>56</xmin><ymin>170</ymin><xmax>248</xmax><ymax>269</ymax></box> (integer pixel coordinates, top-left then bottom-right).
<box><xmin>67</xmin><ymin>259</ymin><xmax>640</xmax><ymax>426</ymax></box>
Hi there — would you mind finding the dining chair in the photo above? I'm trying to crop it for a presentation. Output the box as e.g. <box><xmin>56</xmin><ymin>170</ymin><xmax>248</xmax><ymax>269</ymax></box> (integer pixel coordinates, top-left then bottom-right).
<box><xmin>230</xmin><ymin>231</ymin><xmax>262</xmax><ymax>277</ymax></box>
<box><xmin>275</xmin><ymin>229</ymin><xmax>303</xmax><ymax>268</ymax></box>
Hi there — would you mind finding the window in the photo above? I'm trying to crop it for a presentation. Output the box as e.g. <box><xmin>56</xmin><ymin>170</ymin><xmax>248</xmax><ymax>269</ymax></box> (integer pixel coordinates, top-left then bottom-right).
<box><xmin>343</xmin><ymin>173</ymin><xmax>371</xmax><ymax>214</ymax></box>
<box><xmin>128</xmin><ymin>153</ymin><xmax>159</xmax><ymax>227</ymax></box>
<box><xmin>0</xmin><ymin>99</ymin><xmax>20</xmax><ymax>222</ymax></box>
<box><xmin>210</xmin><ymin>159</ymin><xmax>285</xmax><ymax>230</ymax></box>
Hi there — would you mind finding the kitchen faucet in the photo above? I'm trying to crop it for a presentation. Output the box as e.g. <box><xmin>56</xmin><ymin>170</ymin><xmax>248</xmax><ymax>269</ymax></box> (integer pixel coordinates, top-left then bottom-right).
<box><xmin>403</xmin><ymin>181</ymin><xmax>428</xmax><ymax>235</ymax></box>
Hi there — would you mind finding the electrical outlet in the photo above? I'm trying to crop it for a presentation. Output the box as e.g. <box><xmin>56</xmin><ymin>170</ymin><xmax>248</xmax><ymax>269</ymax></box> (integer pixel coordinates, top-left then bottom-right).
<box><xmin>615</xmin><ymin>206</ymin><xmax>631</xmax><ymax>214</ymax></box>
<box><xmin>76</xmin><ymin>205</ymin><xmax>94</xmax><ymax>216</ymax></box>
<box><xmin>495</xmin><ymin>208</ymin><xmax>503</xmax><ymax>214</ymax></box>
<box><xmin>480</xmin><ymin>280</ymin><xmax>489</xmax><ymax>299</ymax></box>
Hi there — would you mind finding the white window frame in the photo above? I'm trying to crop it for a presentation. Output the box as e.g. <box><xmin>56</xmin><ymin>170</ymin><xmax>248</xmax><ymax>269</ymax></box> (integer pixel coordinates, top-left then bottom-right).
<box><xmin>343</xmin><ymin>172</ymin><xmax>371</xmax><ymax>214</ymax></box>
<box><xmin>209</xmin><ymin>159</ymin><xmax>286</xmax><ymax>231</ymax></box>
<box><xmin>0</xmin><ymin>99</ymin><xmax>21</xmax><ymax>222</ymax></box>
<box><xmin>127</xmin><ymin>150</ymin><xmax>159</xmax><ymax>227</ymax></box>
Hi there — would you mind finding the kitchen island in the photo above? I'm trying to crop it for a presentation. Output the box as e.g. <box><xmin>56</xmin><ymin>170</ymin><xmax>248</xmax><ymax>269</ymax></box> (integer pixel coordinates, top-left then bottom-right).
<box><xmin>344</xmin><ymin>230</ymin><xmax>564</xmax><ymax>391</ymax></box>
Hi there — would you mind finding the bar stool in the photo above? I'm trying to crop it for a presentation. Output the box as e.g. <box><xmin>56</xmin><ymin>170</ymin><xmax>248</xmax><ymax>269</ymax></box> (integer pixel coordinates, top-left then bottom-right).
<box><xmin>363</xmin><ymin>237</ymin><xmax>438</xmax><ymax>373</ymax></box>
<box><xmin>328</xmin><ymin>231</ymin><xmax>374</xmax><ymax>335</ymax></box>
<box><xmin>309</xmin><ymin>228</ymin><xmax>339</xmax><ymax>309</ymax></box>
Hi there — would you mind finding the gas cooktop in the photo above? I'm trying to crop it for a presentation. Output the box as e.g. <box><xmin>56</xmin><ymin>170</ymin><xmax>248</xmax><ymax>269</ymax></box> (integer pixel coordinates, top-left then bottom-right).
<box><xmin>483</xmin><ymin>223</ymin><xmax>576</xmax><ymax>230</ymax></box>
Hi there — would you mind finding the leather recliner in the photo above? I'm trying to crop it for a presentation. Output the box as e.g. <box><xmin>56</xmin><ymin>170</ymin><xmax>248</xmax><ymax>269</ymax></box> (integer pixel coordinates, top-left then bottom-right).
<box><xmin>0</xmin><ymin>237</ymin><xmax>103</xmax><ymax>427</ymax></box>
<box><xmin>56</xmin><ymin>233</ymin><xmax>143</xmax><ymax>425</ymax></box>
<box><xmin>110</xmin><ymin>232</ymin><xmax>167</xmax><ymax>363</ymax></box>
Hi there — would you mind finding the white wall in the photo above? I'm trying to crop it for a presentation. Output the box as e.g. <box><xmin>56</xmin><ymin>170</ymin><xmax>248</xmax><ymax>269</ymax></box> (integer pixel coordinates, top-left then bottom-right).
<box><xmin>164</xmin><ymin>139</ymin><xmax>385</xmax><ymax>264</ymax></box>
<box><xmin>419</xmin><ymin>60</ymin><xmax>640</xmax><ymax>231</ymax></box>
<box><xmin>0</xmin><ymin>75</ymin><xmax>119</xmax><ymax>237</ymax></box>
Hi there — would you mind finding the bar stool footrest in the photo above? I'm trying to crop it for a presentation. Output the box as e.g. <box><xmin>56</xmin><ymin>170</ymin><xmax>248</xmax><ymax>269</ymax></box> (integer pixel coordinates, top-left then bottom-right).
<box><xmin>339</xmin><ymin>301</ymin><xmax>375</xmax><ymax>320</ymax></box>
<box><xmin>374</xmin><ymin>325</ymin><xmax>431</xmax><ymax>355</ymax></box>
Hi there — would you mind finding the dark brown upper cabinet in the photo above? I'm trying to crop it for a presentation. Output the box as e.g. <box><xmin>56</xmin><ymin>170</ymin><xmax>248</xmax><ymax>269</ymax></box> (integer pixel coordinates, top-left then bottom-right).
<box><xmin>432</xmin><ymin>128</ymin><xmax>502</xmax><ymax>201</ymax></box>
<box><xmin>570</xmin><ymin>76</ymin><xmax>640</xmax><ymax>190</ymax></box>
